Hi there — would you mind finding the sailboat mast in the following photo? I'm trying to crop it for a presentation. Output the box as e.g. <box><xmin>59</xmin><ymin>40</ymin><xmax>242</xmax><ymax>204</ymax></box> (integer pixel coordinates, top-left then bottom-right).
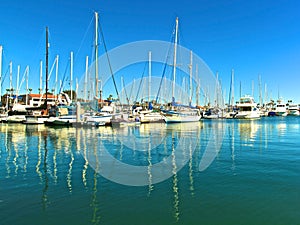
<box><xmin>189</xmin><ymin>50</ymin><xmax>193</xmax><ymax>106</ymax></box>
<box><xmin>215</xmin><ymin>71</ymin><xmax>219</xmax><ymax>107</ymax></box>
<box><xmin>258</xmin><ymin>74</ymin><xmax>262</xmax><ymax>106</ymax></box>
<box><xmin>0</xmin><ymin>45</ymin><xmax>2</xmax><ymax>98</ymax></box>
<box><xmin>196</xmin><ymin>64</ymin><xmax>199</xmax><ymax>106</ymax></box>
<box><xmin>9</xmin><ymin>61</ymin><xmax>12</xmax><ymax>102</ymax></box>
<box><xmin>70</xmin><ymin>51</ymin><xmax>73</xmax><ymax>101</ymax></box>
<box><xmin>39</xmin><ymin>60</ymin><xmax>43</xmax><ymax>94</ymax></box>
<box><xmin>26</xmin><ymin>66</ymin><xmax>29</xmax><ymax>105</ymax></box>
<box><xmin>16</xmin><ymin>65</ymin><xmax>20</xmax><ymax>104</ymax></box>
<box><xmin>84</xmin><ymin>56</ymin><xmax>89</xmax><ymax>102</ymax></box>
<box><xmin>45</xmin><ymin>26</ymin><xmax>49</xmax><ymax>107</ymax></box>
<box><xmin>55</xmin><ymin>55</ymin><xmax>59</xmax><ymax>99</ymax></box>
<box><xmin>264</xmin><ymin>83</ymin><xmax>267</xmax><ymax>104</ymax></box>
<box><xmin>95</xmin><ymin>12</ymin><xmax>99</xmax><ymax>99</ymax></box>
<box><xmin>230</xmin><ymin>69</ymin><xmax>234</xmax><ymax>106</ymax></box>
<box><xmin>148</xmin><ymin>51</ymin><xmax>151</xmax><ymax>107</ymax></box>
<box><xmin>172</xmin><ymin>17</ymin><xmax>179</xmax><ymax>104</ymax></box>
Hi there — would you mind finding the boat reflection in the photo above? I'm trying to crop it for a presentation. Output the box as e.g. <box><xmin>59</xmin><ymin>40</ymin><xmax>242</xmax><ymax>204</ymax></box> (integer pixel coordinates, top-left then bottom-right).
<box><xmin>277</xmin><ymin>122</ymin><xmax>287</xmax><ymax>135</ymax></box>
<box><xmin>91</xmin><ymin>169</ymin><xmax>101</xmax><ymax>224</ymax></box>
<box><xmin>188</xmin><ymin>139</ymin><xmax>195</xmax><ymax>195</ymax></box>
<box><xmin>171</xmin><ymin>131</ymin><xmax>180</xmax><ymax>222</ymax></box>
<box><xmin>238</xmin><ymin>120</ymin><xmax>259</xmax><ymax>141</ymax></box>
<box><xmin>147</xmin><ymin>140</ymin><xmax>153</xmax><ymax>196</ymax></box>
<box><xmin>42</xmin><ymin>132</ymin><xmax>49</xmax><ymax>210</ymax></box>
<box><xmin>3</xmin><ymin>117</ymin><xmax>292</xmax><ymax>223</ymax></box>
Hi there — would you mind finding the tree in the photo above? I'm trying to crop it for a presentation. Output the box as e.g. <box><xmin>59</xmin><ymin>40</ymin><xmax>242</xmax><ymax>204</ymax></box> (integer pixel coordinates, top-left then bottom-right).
<box><xmin>107</xmin><ymin>94</ymin><xmax>113</xmax><ymax>101</ymax></box>
<box><xmin>63</xmin><ymin>90</ymin><xmax>77</xmax><ymax>100</ymax></box>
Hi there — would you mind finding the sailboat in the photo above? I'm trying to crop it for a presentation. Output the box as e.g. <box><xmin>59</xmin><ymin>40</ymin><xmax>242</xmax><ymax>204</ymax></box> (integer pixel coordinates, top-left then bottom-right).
<box><xmin>78</xmin><ymin>12</ymin><xmax>116</xmax><ymax>126</ymax></box>
<box><xmin>24</xmin><ymin>27</ymin><xmax>52</xmax><ymax>124</ymax></box>
<box><xmin>0</xmin><ymin>46</ymin><xmax>7</xmax><ymax>122</ymax></box>
<box><xmin>161</xmin><ymin>18</ymin><xmax>201</xmax><ymax>123</ymax></box>
<box><xmin>224</xmin><ymin>69</ymin><xmax>237</xmax><ymax>119</ymax></box>
<box><xmin>163</xmin><ymin>108</ymin><xmax>201</xmax><ymax>123</ymax></box>
<box><xmin>6</xmin><ymin>65</ymin><xmax>31</xmax><ymax>123</ymax></box>
<box><xmin>131</xmin><ymin>51</ymin><xmax>164</xmax><ymax>123</ymax></box>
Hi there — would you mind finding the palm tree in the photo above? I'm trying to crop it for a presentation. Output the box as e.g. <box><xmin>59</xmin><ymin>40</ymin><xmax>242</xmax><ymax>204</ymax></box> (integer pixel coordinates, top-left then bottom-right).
<box><xmin>107</xmin><ymin>94</ymin><xmax>113</xmax><ymax>101</ymax></box>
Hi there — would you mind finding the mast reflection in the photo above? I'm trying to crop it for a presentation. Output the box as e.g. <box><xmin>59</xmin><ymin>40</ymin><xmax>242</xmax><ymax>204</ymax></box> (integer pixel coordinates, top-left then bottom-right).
<box><xmin>42</xmin><ymin>131</ymin><xmax>49</xmax><ymax>210</ymax></box>
<box><xmin>188</xmin><ymin>141</ymin><xmax>194</xmax><ymax>196</ymax></box>
<box><xmin>171</xmin><ymin>132</ymin><xmax>180</xmax><ymax>222</ymax></box>
<box><xmin>147</xmin><ymin>140</ymin><xmax>153</xmax><ymax>196</ymax></box>
<box><xmin>67</xmin><ymin>147</ymin><xmax>74</xmax><ymax>193</ymax></box>
<box><xmin>36</xmin><ymin>128</ymin><xmax>43</xmax><ymax>183</ymax></box>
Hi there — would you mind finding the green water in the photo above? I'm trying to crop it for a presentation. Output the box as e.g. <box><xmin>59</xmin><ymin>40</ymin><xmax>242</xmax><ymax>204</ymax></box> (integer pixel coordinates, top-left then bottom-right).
<box><xmin>0</xmin><ymin>117</ymin><xmax>299</xmax><ymax>225</ymax></box>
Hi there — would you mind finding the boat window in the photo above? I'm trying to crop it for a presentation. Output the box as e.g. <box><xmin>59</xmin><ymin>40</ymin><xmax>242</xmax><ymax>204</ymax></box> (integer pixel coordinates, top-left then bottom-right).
<box><xmin>240</xmin><ymin>106</ymin><xmax>252</xmax><ymax>111</ymax></box>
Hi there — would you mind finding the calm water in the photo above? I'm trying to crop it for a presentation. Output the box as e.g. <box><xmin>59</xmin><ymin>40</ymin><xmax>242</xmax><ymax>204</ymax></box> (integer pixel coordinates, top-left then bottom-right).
<box><xmin>0</xmin><ymin>117</ymin><xmax>299</xmax><ymax>225</ymax></box>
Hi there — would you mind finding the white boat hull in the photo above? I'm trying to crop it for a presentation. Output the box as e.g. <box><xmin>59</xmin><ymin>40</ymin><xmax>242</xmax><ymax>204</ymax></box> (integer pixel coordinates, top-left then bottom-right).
<box><xmin>83</xmin><ymin>115</ymin><xmax>112</xmax><ymax>124</ymax></box>
<box><xmin>288</xmin><ymin>110</ymin><xmax>299</xmax><ymax>116</ymax></box>
<box><xmin>0</xmin><ymin>115</ymin><xmax>8</xmax><ymax>122</ymax></box>
<box><xmin>203</xmin><ymin>114</ymin><xmax>219</xmax><ymax>119</ymax></box>
<box><xmin>140</xmin><ymin>112</ymin><xmax>164</xmax><ymax>123</ymax></box>
<box><xmin>23</xmin><ymin>116</ymin><xmax>49</xmax><ymax>124</ymax></box>
<box><xmin>235</xmin><ymin>111</ymin><xmax>260</xmax><ymax>119</ymax></box>
<box><xmin>111</xmin><ymin>119</ymin><xmax>141</xmax><ymax>127</ymax></box>
<box><xmin>275</xmin><ymin>111</ymin><xmax>288</xmax><ymax>117</ymax></box>
<box><xmin>7</xmin><ymin>115</ymin><xmax>26</xmax><ymax>123</ymax></box>
<box><xmin>45</xmin><ymin>115</ymin><xmax>77</xmax><ymax>126</ymax></box>
<box><xmin>163</xmin><ymin>115</ymin><xmax>201</xmax><ymax>123</ymax></box>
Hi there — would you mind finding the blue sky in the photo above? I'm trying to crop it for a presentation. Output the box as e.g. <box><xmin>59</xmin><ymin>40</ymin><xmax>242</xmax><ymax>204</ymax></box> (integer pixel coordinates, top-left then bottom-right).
<box><xmin>1</xmin><ymin>0</ymin><xmax>300</xmax><ymax>104</ymax></box>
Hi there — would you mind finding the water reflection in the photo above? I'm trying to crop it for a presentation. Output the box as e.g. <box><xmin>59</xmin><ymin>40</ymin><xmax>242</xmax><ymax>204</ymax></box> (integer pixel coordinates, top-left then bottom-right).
<box><xmin>1</xmin><ymin>117</ymin><xmax>299</xmax><ymax>224</ymax></box>
<box><xmin>42</xmin><ymin>133</ymin><xmax>49</xmax><ymax>210</ymax></box>
<box><xmin>36</xmin><ymin>129</ymin><xmax>43</xmax><ymax>183</ymax></box>
<box><xmin>147</xmin><ymin>140</ymin><xmax>153</xmax><ymax>196</ymax></box>
<box><xmin>188</xmin><ymin>141</ymin><xmax>195</xmax><ymax>195</ymax></box>
<box><xmin>277</xmin><ymin>122</ymin><xmax>287</xmax><ymax>135</ymax></box>
<box><xmin>199</xmin><ymin>121</ymin><xmax>224</xmax><ymax>172</ymax></box>
<box><xmin>91</xmin><ymin>170</ymin><xmax>101</xmax><ymax>224</ymax></box>
<box><xmin>238</xmin><ymin>120</ymin><xmax>259</xmax><ymax>141</ymax></box>
<box><xmin>171</xmin><ymin>133</ymin><xmax>180</xmax><ymax>222</ymax></box>
<box><xmin>67</xmin><ymin>149</ymin><xmax>74</xmax><ymax>193</ymax></box>
<box><xmin>82</xmin><ymin>131</ymin><xmax>89</xmax><ymax>188</ymax></box>
<box><xmin>228</xmin><ymin>123</ymin><xmax>236</xmax><ymax>172</ymax></box>
<box><xmin>79</xmin><ymin>122</ymin><xmax>201</xmax><ymax>187</ymax></box>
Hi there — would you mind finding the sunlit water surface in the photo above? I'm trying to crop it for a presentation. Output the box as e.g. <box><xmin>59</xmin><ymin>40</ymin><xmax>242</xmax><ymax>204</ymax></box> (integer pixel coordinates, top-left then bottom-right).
<box><xmin>0</xmin><ymin>117</ymin><xmax>299</xmax><ymax>225</ymax></box>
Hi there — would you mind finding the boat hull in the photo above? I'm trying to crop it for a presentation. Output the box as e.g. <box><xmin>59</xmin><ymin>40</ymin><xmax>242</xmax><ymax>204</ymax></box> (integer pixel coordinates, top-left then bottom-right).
<box><xmin>163</xmin><ymin>115</ymin><xmax>201</xmax><ymax>123</ymax></box>
<box><xmin>275</xmin><ymin>111</ymin><xmax>288</xmax><ymax>117</ymax></box>
<box><xmin>140</xmin><ymin>113</ymin><xmax>164</xmax><ymax>123</ymax></box>
<box><xmin>235</xmin><ymin>112</ymin><xmax>260</xmax><ymax>119</ymax></box>
<box><xmin>23</xmin><ymin>116</ymin><xmax>49</xmax><ymax>124</ymax></box>
<box><xmin>44</xmin><ymin>116</ymin><xmax>77</xmax><ymax>126</ymax></box>
<box><xmin>6</xmin><ymin>115</ymin><xmax>26</xmax><ymax>123</ymax></box>
<box><xmin>288</xmin><ymin>110</ymin><xmax>299</xmax><ymax>116</ymax></box>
